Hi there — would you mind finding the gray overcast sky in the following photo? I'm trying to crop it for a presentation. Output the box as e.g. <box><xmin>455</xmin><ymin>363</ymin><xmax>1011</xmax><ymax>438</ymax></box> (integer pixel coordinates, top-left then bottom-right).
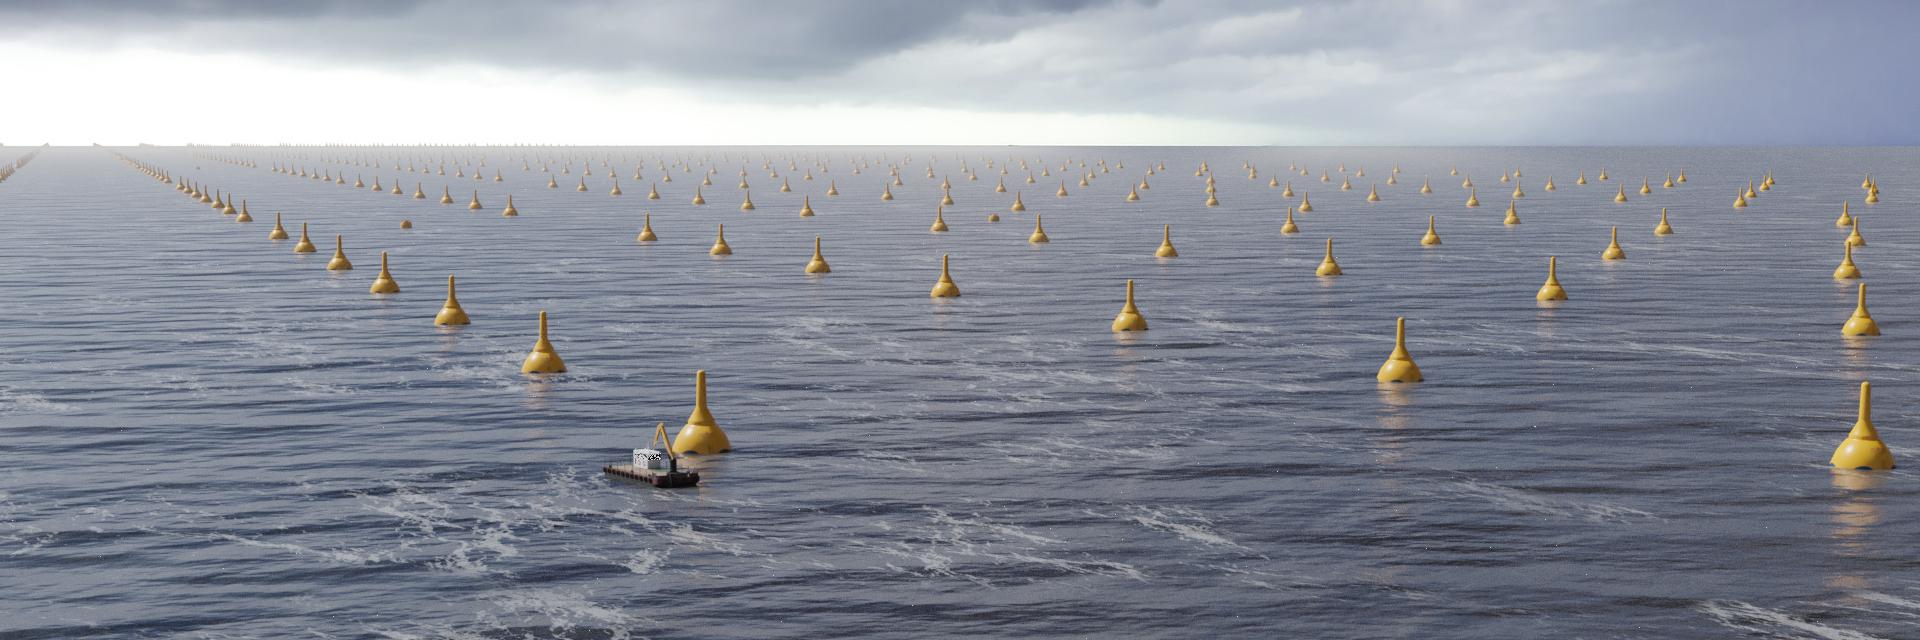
<box><xmin>0</xmin><ymin>0</ymin><xmax>1912</xmax><ymax>145</ymax></box>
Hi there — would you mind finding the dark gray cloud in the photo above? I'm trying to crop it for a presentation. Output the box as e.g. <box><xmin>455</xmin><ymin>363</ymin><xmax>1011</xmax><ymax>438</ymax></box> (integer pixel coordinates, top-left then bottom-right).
<box><xmin>3</xmin><ymin>0</ymin><xmax>1914</xmax><ymax>144</ymax></box>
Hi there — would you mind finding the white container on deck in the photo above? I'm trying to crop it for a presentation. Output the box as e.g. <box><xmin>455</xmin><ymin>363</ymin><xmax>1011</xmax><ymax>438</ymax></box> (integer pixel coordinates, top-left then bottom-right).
<box><xmin>632</xmin><ymin>448</ymin><xmax>667</xmax><ymax>470</ymax></box>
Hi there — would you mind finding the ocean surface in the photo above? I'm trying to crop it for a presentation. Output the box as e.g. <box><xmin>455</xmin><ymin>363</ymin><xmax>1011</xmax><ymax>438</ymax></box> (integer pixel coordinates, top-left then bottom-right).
<box><xmin>2</xmin><ymin>145</ymin><xmax>1917</xmax><ymax>639</ymax></box>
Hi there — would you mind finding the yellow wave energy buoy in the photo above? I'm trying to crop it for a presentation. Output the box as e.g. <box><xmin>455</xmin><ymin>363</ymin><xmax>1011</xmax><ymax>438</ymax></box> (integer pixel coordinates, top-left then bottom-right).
<box><xmin>1281</xmin><ymin>208</ymin><xmax>1300</xmax><ymax>234</ymax></box>
<box><xmin>294</xmin><ymin>223</ymin><xmax>316</xmax><ymax>252</ymax></box>
<box><xmin>611</xmin><ymin>180</ymin><xmax>623</xmax><ymax>196</ymax></box>
<box><xmin>1112</xmin><ymin>279</ymin><xmax>1148</xmax><ymax>332</ymax></box>
<box><xmin>1375</xmin><ymin>317</ymin><xmax>1422</xmax><ymax>383</ymax></box>
<box><xmin>1831</xmin><ymin>381</ymin><xmax>1896</xmax><ymax>470</ymax></box>
<box><xmin>1639</xmin><ymin>178</ymin><xmax>1652</xmax><ymax>195</ymax></box>
<box><xmin>415</xmin><ymin>183</ymin><xmax>427</xmax><ymax>199</ymax></box>
<box><xmin>1011</xmin><ymin>192</ymin><xmax>1027</xmax><ymax>212</ymax></box>
<box><xmin>1662</xmin><ymin>175</ymin><xmax>1675</xmax><ymax>188</ymax></box>
<box><xmin>1206</xmin><ymin>192</ymin><xmax>1220</xmax><ymax>207</ymax></box>
<box><xmin>1420</xmin><ymin>178</ymin><xmax>1432</xmax><ymax>194</ymax></box>
<box><xmin>578</xmin><ymin>176</ymin><xmax>590</xmax><ymax>192</ymax></box>
<box><xmin>1848</xmin><ymin>219</ymin><xmax>1866</xmax><ymax>247</ymax></box>
<box><xmin>1511</xmin><ymin>183</ymin><xmax>1525</xmax><ymax>199</ymax></box>
<box><xmin>1836</xmin><ymin>201</ymin><xmax>1853</xmax><ymax>227</ymax></box>
<box><xmin>435</xmin><ymin>276</ymin><xmax>470</xmax><ymax>325</ymax></box>
<box><xmin>1865</xmin><ymin>186</ymin><xmax>1879</xmax><ymax>204</ymax></box>
<box><xmin>672</xmin><ymin>370</ymin><xmax>732</xmax><ymax>455</ymax></box>
<box><xmin>881</xmin><ymin>185</ymin><xmax>894</xmax><ymax>201</ymax></box>
<box><xmin>827</xmin><ymin>180</ymin><xmax>840</xmax><ymax>197</ymax></box>
<box><xmin>988</xmin><ymin>211</ymin><xmax>1001</xmax><ymax>222</ymax></box>
<box><xmin>468</xmin><ymin>191</ymin><xmax>483</xmax><ymax>210</ymax></box>
<box><xmin>1536</xmin><ymin>256</ymin><xmax>1567</xmax><ymax>301</ymax></box>
<box><xmin>327</xmin><ymin>235</ymin><xmax>353</xmax><ymax>270</ymax></box>
<box><xmin>497</xmin><ymin>195</ymin><xmax>516</xmax><ymax>217</ymax></box>
<box><xmin>1316</xmin><ymin>238</ymin><xmax>1343</xmax><ymax>276</ymax></box>
<box><xmin>1057</xmin><ymin>181</ymin><xmax>1069</xmax><ymax>197</ymax></box>
<box><xmin>1283</xmin><ymin>181</ymin><xmax>1295</xmax><ymax>197</ymax></box>
<box><xmin>1734</xmin><ymin>190</ymin><xmax>1748</xmax><ymax>209</ymax></box>
<box><xmin>1843</xmin><ymin>283</ymin><xmax>1880</xmax><ymax>336</ymax></box>
<box><xmin>1461</xmin><ymin>176</ymin><xmax>1473</xmax><ymax>189</ymax></box>
<box><xmin>1576</xmin><ymin>172</ymin><xmax>1588</xmax><ymax>185</ymax></box>
<box><xmin>1367</xmin><ymin>184</ymin><xmax>1381</xmax><ymax>202</ymax></box>
<box><xmin>692</xmin><ymin>187</ymin><xmax>707</xmax><ymax>205</ymax></box>
<box><xmin>440</xmin><ymin>186</ymin><xmax>454</xmax><ymax>204</ymax></box>
<box><xmin>740</xmin><ymin>191</ymin><xmax>756</xmax><ymax>211</ymax></box>
<box><xmin>1465</xmin><ymin>188</ymin><xmax>1480</xmax><ymax>208</ymax></box>
<box><xmin>1745</xmin><ymin>180</ymin><xmax>1758</xmax><ymax>199</ymax></box>
<box><xmin>235</xmin><ymin>201</ymin><xmax>252</xmax><ymax>223</ymax></box>
<box><xmin>931</xmin><ymin>254</ymin><xmax>961</xmax><ymax>298</ymax></box>
<box><xmin>800</xmin><ymin>195</ymin><xmax>815</xmax><ymax>217</ymax></box>
<box><xmin>1297</xmin><ymin>192</ymin><xmax>1313</xmax><ymax>212</ymax></box>
<box><xmin>647</xmin><ymin>182</ymin><xmax>661</xmax><ymax>199</ymax></box>
<box><xmin>1598</xmin><ymin>169</ymin><xmax>1609</xmax><ymax>181</ymax></box>
<box><xmin>1156</xmin><ymin>224</ymin><xmax>1178</xmax><ymax>257</ymax></box>
<box><xmin>1127</xmin><ymin>186</ymin><xmax>1140</xmax><ymax>201</ymax></box>
<box><xmin>1654</xmin><ymin>207</ymin><xmax>1673</xmax><ymax>235</ymax></box>
<box><xmin>930</xmin><ymin>205</ymin><xmax>950</xmax><ymax>232</ymax></box>
<box><xmin>269</xmin><ymin>213</ymin><xmax>290</xmax><ymax>240</ymax></box>
<box><xmin>1614</xmin><ymin>185</ymin><xmax>1629</xmax><ymax>203</ymax></box>
<box><xmin>1421</xmin><ymin>215</ymin><xmax>1441</xmax><ymax>245</ymax></box>
<box><xmin>1029</xmin><ymin>214</ymin><xmax>1050</xmax><ymax>243</ymax></box>
<box><xmin>1544</xmin><ymin>177</ymin><xmax>1557</xmax><ymax>191</ymax></box>
<box><xmin>1504</xmin><ymin>200</ymin><xmax>1521</xmax><ymax>225</ymax></box>
<box><xmin>370</xmin><ymin>251</ymin><xmax>400</xmax><ymax>294</ymax></box>
<box><xmin>521</xmin><ymin>311</ymin><xmax>567</xmax><ymax>374</ymax></box>
<box><xmin>547</xmin><ymin>175</ymin><xmax>559</xmax><ymax>189</ymax></box>
<box><xmin>805</xmin><ymin>236</ymin><xmax>831</xmax><ymax>274</ymax></box>
<box><xmin>710</xmin><ymin>223</ymin><xmax>733</xmax><ymax>255</ymax></box>
<box><xmin>1835</xmin><ymin>241</ymin><xmax>1862</xmax><ymax>280</ymax></box>
<box><xmin>637</xmin><ymin>213</ymin><xmax>657</xmax><ymax>242</ymax></box>
<box><xmin>1602</xmin><ymin>227</ymin><xmax>1625</xmax><ymax>260</ymax></box>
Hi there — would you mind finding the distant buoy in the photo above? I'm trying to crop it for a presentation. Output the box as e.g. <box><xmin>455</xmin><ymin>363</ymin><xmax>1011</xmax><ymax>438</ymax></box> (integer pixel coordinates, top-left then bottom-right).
<box><xmin>1831</xmin><ymin>381</ymin><xmax>1895</xmax><ymax>470</ymax></box>
<box><xmin>1156</xmin><ymin>224</ymin><xmax>1178</xmax><ymax>257</ymax></box>
<box><xmin>1206</xmin><ymin>192</ymin><xmax>1219</xmax><ymax>207</ymax></box>
<box><xmin>805</xmin><ymin>236</ymin><xmax>831</xmax><ymax>274</ymax></box>
<box><xmin>1367</xmin><ymin>184</ymin><xmax>1381</xmax><ymax>202</ymax></box>
<box><xmin>269</xmin><ymin>213</ymin><xmax>290</xmax><ymax>240</ymax></box>
<box><xmin>1057</xmin><ymin>181</ymin><xmax>1069</xmax><ymax>197</ymax></box>
<box><xmin>610</xmin><ymin>180</ymin><xmax>623</xmax><ymax>196</ymax></box>
<box><xmin>1602</xmin><ymin>227</ymin><xmax>1625</xmax><ymax>260</ymax></box>
<box><xmin>520</xmin><ymin>311</ymin><xmax>567</xmax><ymax>374</ymax></box>
<box><xmin>1639</xmin><ymin>179</ymin><xmax>1652</xmax><ymax>195</ymax></box>
<box><xmin>741</xmin><ymin>191</ymin><xmax>755</xmax><ymax>211</ymax></box>
<box><xmin>501</xmin><ymin>195</ymin><xmax>519</xmax><ymax>217</ymax></box>
<box><xmin>1029</xmin><ymin>215</ymin><xmax>1050</xmax><ymax>243</ymax></box>
<box><xmin>1281</xmin><ymin>208</ymin><xmax>1299</xmax><ymax>234</ymax></box>
<box><xmin>881</xmin><ymin>185</ymin><xmax>894</xmax><ymax>201</ymax></box>
<box><xmin>1836</xmin><ymin>201</ymin><xmax>1853</xmax><ymax>228</ymax></box>
<box><xmin>435</xmin><ymin>276</ymin><xmax>470</xmax><ymax>325</ymax></box>
<box><xmin>1375</xmin><ymin>317</ymin><xmax>1423</xmax><ymax>383</ymax></box>
<box><xmin>1419</xmin><ymin>178</ymin><xmax>1432</xmax><ymax>194</ymax></box>
<box><xmin>931</xmin><ymin>254</ymin><xmax>960</xmax><ymax>298</ymax></box>
<box><xmin>293</xmin><ymin>223</ymin><xmax>316</xmax><ymax>252</ymax></box>
<box><xmin>1316</xmin><ymin>238</ymin><xmax>1342</xmax><ymax>276</ymax></box>
<box><xmin>637</xmin><ymin>213</ymin><xmax>657</xmax><ymax>242</ymax></box>
<box><xmin>1843</xmin><ymin>283</ymin><xmax>1880</xmax><ymax>336</ymax></box>
<box><xmin>235</xmin><ymin>201</ymin><xmax>252</xmax><ymax>223</ymax></box>
<box><xmin>467</xmin><ymin>191</ymin><xmax>482</xmax><ymax>210</ymax></box>
<box><xmin>415</xmin><ymin>183</ymin><xmax>427</xmax><ymax>199</ymax></box>
<box><xmin>547</xmin><ymin>176</ymin><xmax>559</xmax><ymax>189</ymax></box>
<box><xmin>1654</xmin><ymin>207</ymin><xmax>1673</xmax><ymax>235</ymax></box>
<box><xmin>672</xmin><ymin>371</ymin><xmax>732</xmax><ymax>455</ymax></box>
<box><xmin>693</xmin><ymin>188</ymin><xmax>707</xmax><ymax>205</ymax></box>
<box><xmin>800</xmin><ymin>195</ymin><xmax>815</xmax><ymax>217</ymax></box>
<box><xmin>1283</xmin><ymin>182</ymin><xmax>1296</xmax><ymax>198</ymax></box>
<box><xmin>1465</xmin><ymin>188</ymin><xmax>1480</xmax><ymax>208</ymax></box>
<box><xmin>710</xmin><ymin>223</ymin><xmax>733</xmax><ymax>255</ymax></box>
<box><xmin>1421</xmin><ymin>215</ymin><xmax>1441</xmax><ymax>245</ymax></box>
<box><xmin>1536</xmin><ymin>256</ymin><xmax>1567</xmax><ymax>301</ymax></box>
<box><xmin>828</xmin><ymin>181</ymin><xmax>840</xmax><ymax>197</ymax></box>
<box><xmin>648</xmin><ymin>182</ymin><xmax>661</xmax><ymax>199</ymax></box>
<box><xmin>1848</xmin><ymin>219</ymin><xmax>1866</xmax><ymax>247</ymax></box>
<box><xmin>370</xmin><ymin>251</ymin><xmax>400</xmax><ymax>293</ymax></box>
<box><xmin>987</xmin><ymin>212</ymin><xmax>1000</xmax><ymax>222</ymax></box>
<box><xmin>400</xmin><ymin>219</ymin><xmax>413</xmax><ymax>229</ymax></box>
<box><xmin>1011</xmin><ymin>192</ymin><xmax>1026</xmax><ymax>212</ymax></box>
<box><xmin>931</xmin><ymin>205</ymin><xmax>949</xmax><ymax>232</ymax></box>
<box><xmin>1111</xmin><ymin>280</ymin><xmax>1148</xmax><ymax>332</ymax></box>
<box><xmin>1835</xmin><ymin>241</ymin><xmax>1862</xmax><ymax>280</ymax></box>
<box><xmin>1576</xmin><ymin>172</ymin><xmax>1588</xmax><ymax>185</ymax></box>
<box><xmin>1127</xmin><ymin>187</ymin><xmax>1141</xmax><ymax>201</ymax></box>
<box><xmin>327</xmin><ymin>235</ymin><xmax>353</xmax><ymax>270</ymax></box>
<box><xmin>1504</xmin><ymin>200</ymin><xmax>1521</xmax><ymax>225</ymax></box>
<box><xmin>1614</xmin><ymin>185</ymin><xmax>1628</xmax><ymax>203</ymax></box>
<box><xmin>1734</xmin><ymin>190</ymin><xmax>1748</xmax><ymax>209</ymax></box>
<box><xmin>578</xmin><ymin>177</ymin><xmax>589</xmax><ymax>192</ymax></box>
<box><xmin>1544</xmin><ymin>177</ymin><xmax>1556</xmax><ymax>191</ymax></box>
<box><xmin>440</xmin><ymin>186</ymin><xmax>454</xmax><ymax>204</ymax></box>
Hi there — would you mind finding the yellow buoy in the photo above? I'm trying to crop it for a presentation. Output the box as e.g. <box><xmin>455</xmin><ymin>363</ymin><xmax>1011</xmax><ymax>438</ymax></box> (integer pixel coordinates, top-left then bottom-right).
<box><xmin>929</xmin><ymin>205</ymin><xmax>950</xmax><ymax>232</ymax></box>
<box><xmin>1504</xmin><ymin>200</ymin><xmax>1521</xmax><ymax>225</ymax></box>
<box><xmin>1421</xmin><ymin>215</ymin><xmax>1441</xmax><ymax>245</ymax></box>
<box><xmin>1127</xmin><ymin>187</ymin><xmax>1140</xmax><ymax>201</ymax></box>
<box><xmin>931</xmin><ymin>254</ymin><xmax>960</xmax><ymax>298</ymax></box>
<box><xmin>400</xmin><ymin>219</ymin><xmax>413</xmax><ymax>229</ymax></box>
<box><xmin>1111</xmin><ymin>280</ymin><xmax>1148</xmax><ymax>332</ymax></box>
<box><xmin>1419</xmin><ymin>178</ymin><xmax>1432</xmax><ymax>194</ymax></box>
<box><xmin>800</xmin><ymin>195</ymin><xmax>815</xmax><ymax>217</ymax></box>
<box><xmin>1662</xmin><ymin>175</ymin><xmax>1674</xmax><ymax>189</ymax></box>
<box><xmin>1866</xmin><ymin>187</ymin><xmax>1880</xmax><ymax>204</ymax></box>
<box><xmin>648</xmin><ymin>182</ymin><xmax>661</xmax><ymax>199</ymax></box>
<box><xmin>1836</xmin><ymin>201</ymin><xmax>1853</xmax><ymax>227</ymax></box>
<box><xmin>1544</xmin><ymin>177</ymin><xmax>1556</xmax><ymax>191</ymax></box>
<box><xmin>440</xmin><ymin>186</ymin><xmax>454</xmax><ymax>204</ymax></box>
<box><xmin>1156</xmin><ymin>224</ymin><xmax>1178</xmax><ymax>257</ymax></box>
<box><xmin>1375</xmin><ymin>317</ymin><xmax>1422</xmax><ymax>383</ymax></box>
<box><xmin>805</xmin><ymin>236</ymin><xmax>831</xmax><ymax>274</ymax></box>
<box><xmin>610</xmin><ymin>180</ymin><xmax>623</xmax><ymax>196</ymax></box>
<box><xmin>1848</xmin><ymin>219</ymin><xmax>1866</xmax><ymax>247</ymax></box>
<box><xmin>1281</xmin><ymin>208</ymin><xmax>1299</xmax><ymax>234</ymax></box>
<box><xmin>467</xmin><ymin>191</ymin><xmax>482</xmax><ymax>210</ymax></box>
<box><xmin>520</xmin><ymin>311</ymin><xmax>567</xmax><ymax>374</ymax></box>
<box><xmin>1029</xmin><ymin>215</ymin><xmax>1050</xmax><ymax>243</ymax></box>
<box><xmin>828</xmin><ymin>181</ymin><xmax>840</xmax><ymax>196</ymax></box>
<box><xmin>941</xmin><ymin>188</ymin><xmax>954</xmax><ymax>206</ymax></box>
<box><xmin>1536</xmin><ymin>256</ymin><xmax>1567</xmax><ymax>301</ymax></box>
<box><xmin>1654</xmin><ymin>207</ymin><xmax>1673</xmax><ymax>235</ymax></box>
<box><xmin>881</xmin><ymin>185</ymin><xmax>894</xmax><ymax>201</ymax></box>
<box><xmin>692</xmin><ymin>187</ymin><xmax>707</xmax><ymax>205</ymax></box>
<box><xmin>1831</xmin><ymin>381</ymin><xmax>1896</xmax><ymax>470</ymax></box>
<box><xmin>369</xmin><ymin>251</ymin><xmax>400</xmax><ymax>294</ymax></box>
<box><xmin>502</xmin><ymin>195</ymin><xmax>519</xmax><ymax>217</ymax></box>
<box><xmin>1602</xmin><ymin>227</ymin><xmax>1625</xmax><ymax>260</ymax></box>
<box><xmin>269</xmin><ymin>213</ymin><xmax>290</xmax><ymax>240</ymax></box>
<box><xmin>235</xmin><ymin>201</ymin><xmax>252</xmax><ymax>223</ymax></box>
<box><xmin>1576</xmin><ymin>172</ymin><xmax>1588</xmax><ymax>185</ymax></box>
<box><xmin>1734</xmin><ymin>190</ymin><xmax>1748</xmax><ymax>209</ymax></box>
<box><xmin>327</xmin><ymin>235</ymin><xmax>353</xmax><ymax>270</ymax></box>
<box><xmin>1367</xmin><ymin>184</ymin><xmax>1381</xmax><ymax>202</ymax></box>
<box><xmin>1835</xmin><ymin>241</ymin><xmax>1861</xmax><ymax>280</ymax></box>
<box><xmin>1676</xmin><ymin>171</ymin><xmax>1687</xmax><ymax>183</ymax></box>
<box><xmin>578</xmin><ymin>177</ymin><xmax>590</xmax><ymax>192</ymax></box>
<box><xmin>672</xmin><ymin>371</ymin><xmax>732</xmax><ymax>455</ymax></box>
<box><xmin>995</xmin><ymin>177</ymin><xmax>1006</xmax><ymax>193</ymax></box>
<box><xmin>637</xmin><ymin>213</ymin><xmax>657</xmax><ymax>242</ymax></box>
<box><xmin>1206</xmin><ymin>192</ymin><xmax>1219</xmax><ymax>207</ymax></box>
<box><xmin>1341</xmin><ymin>176</ymin><xmax>1353</xmax><ymax>191</ymax></box>
<box><xmin>1512</xmin><ymin>184</ymin><xmax>1525</xmax><ymax>199</ymax></box>
<box><xmin>547</xmin><ymin>176</ymin><xmax>559</xmax><ymax>189</ymax></box>
<box><xmin>1745</xmin><ymin>180</ymin><xmax>1758</xmax><ymax>199</ymax></box>
<box><xmin>741</xmin><ymin>191</ymin><xmax>756</xmax><ymax>211</ymax></box>
<box><xmin>414</xmin><ymin>183</ymin><xmax>427</xmax><ymax>199</ymax></box>
<box><xmin>1598</xmin><ymin>169</ymin><xmax>1609</xmax><ymax>181</ymax></box>
<box><xmin>1614</xmin><ymin>185</ymin><xmax>1628</xmax><ymax>203</ymax></box>
<box><xmin>710</xmin><ymin>223</ymin><xmax>733</xmax><ymax>255</ymax></box>
<box><xmin>1283</xmin><ymin>181</ymin><xmax>1296</xmax><ymax>197</ymax></box>
<box><xmin>1057</xmin><ymin>181</ymin><xmax>1069</xmax><ymax>197</ymax></box>
<box><xmin>1843</xmin><ymin>283</ymin><xmax>1880</xmax><ymax>336</ymax></box>
<box><xmin>987</xmin><ymin>212</ymin><xmax>1000</xmax><ymax>222</ymax></box>
<box><xmin>1011</xmin><ymin>192</ymin><xmax>1027</xmax><ymax>212</ymax></box>
<box><xmin>1465</xmin><ymin>188</ymin><xmax>1480</xmax><ymax>208</ymax></box>
<box><xmin>780</xmin><ymin>178</ymin><xmax>791</xmax><ymax>193</ymax></box>
<box><xmin>1462</xmin><ymin>176</ymin><xmax>1473</xmax><ymax>189</ymax></box>
<box><xmin>1639</xmin><ymin>179</ymin><xmax>1652</xmax><ymax>195</ymax></box>
<box><xmin>1316</xmin><ymin>238</ymin><xmax>1342</xmax><ymax>276</ymax></box>
<box><xmin>293</xmin><ymin>223</ymin><xmax>316</xmax><ymax>252</ymax></box>
<box><xmin>435</xmin><ymin>276</ymin><xmax>470</xmax><ymax>325</ymax></box>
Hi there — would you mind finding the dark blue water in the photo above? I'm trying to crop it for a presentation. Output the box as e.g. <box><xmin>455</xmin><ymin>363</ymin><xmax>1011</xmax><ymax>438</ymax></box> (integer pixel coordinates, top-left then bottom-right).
<box><xmin>2</xmin><ymin>146</ymin><xmax>1917</xmax><ymax>639</ymax></box>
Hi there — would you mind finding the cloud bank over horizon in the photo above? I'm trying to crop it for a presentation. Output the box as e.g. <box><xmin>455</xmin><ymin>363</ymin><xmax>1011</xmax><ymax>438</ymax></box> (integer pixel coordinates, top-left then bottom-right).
<box><xmin>0</xmin><ymin>0</ymin><xmax>1911</xmax><ymax>146</ymax></box>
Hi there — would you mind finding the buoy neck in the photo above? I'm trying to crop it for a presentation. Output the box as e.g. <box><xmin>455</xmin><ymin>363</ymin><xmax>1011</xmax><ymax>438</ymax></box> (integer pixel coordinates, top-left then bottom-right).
<box><xmin>688</xmin><ymin>370</ymin><xmax>716</xmax><ymax>426</ymax></box>
<box><xmin>1853</xmin><ymin>381</ymin><xmax>1880</xmax><ymax>440</ymax></box>
<box><xmin>1390</xmin><ymin>317</ymin><xmax>1411</xmax><ymax>359</ymax></box>
<box><xmin>1123</xmin><ymin>280</ymin><xmax>1138</xmax><ymax>311</ymax></box>
<box><xmin>1856</xmin><ymin>284</ymin><xmax>1870</xmax><ymax>313</ymax></box>
<box><xmin>445</xmin><ymin>276</ymin><xmax>459</xmax><ymax>304</ymax></box>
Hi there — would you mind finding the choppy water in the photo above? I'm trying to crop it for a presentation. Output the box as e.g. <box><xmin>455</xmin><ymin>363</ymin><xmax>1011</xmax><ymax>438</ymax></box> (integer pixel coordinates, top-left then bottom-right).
<box><xmin>2</xmin><ymin>145</ymin><xmax>1918</xmax><ymax>638</ymax></box>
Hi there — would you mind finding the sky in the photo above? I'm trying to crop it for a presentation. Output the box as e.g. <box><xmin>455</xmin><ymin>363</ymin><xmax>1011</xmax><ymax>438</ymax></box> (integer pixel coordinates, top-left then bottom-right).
<box><xmin>0</xmin><ymin>0</ymin><xmax>1912</xmax><ymax>146</ymax></box>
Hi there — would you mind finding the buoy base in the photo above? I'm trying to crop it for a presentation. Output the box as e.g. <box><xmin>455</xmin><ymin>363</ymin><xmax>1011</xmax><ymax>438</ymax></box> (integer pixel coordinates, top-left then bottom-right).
<box><xmin>1376</xmin><ymin>359</ymin><xmax>1422</xmax><ymax>383</ymax></box>
<box><xmin>435</xmin><ymin>308</ymin><xmax>470</xmax><ymax>325</ymax></box>
<box><xmin>1112</xmin><ymin>312</ymin><xmax>1148</xmax><ymax>332</ymax></box>
<box><xmin>1831</xmin><ymin>438</ymin><xmax>1895</xmax><ymax>471</ymax></box>
<box><xmin>1842</xmin><ymin>317</ymin><xmax>1880</xmax><ymax>337</ymax></box>
<box><xmin>522</xmin><ymin>352</ymin><xmax>566</xmax><ymax>374</ymax></box>
<box><xmin>672</xmin><ymin>424</ymin><xmax>732</xmax><ymax>455</ymax></box>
